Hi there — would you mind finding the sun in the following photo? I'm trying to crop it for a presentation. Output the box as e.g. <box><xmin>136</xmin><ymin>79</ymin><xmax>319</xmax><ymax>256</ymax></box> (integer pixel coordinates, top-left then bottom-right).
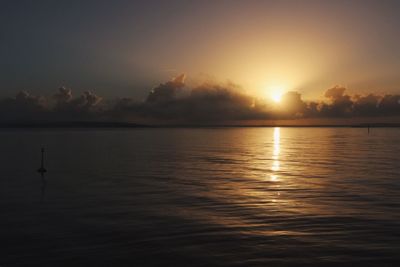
<box><xmin>271</xmin><ymin>92</ymin><xmax>282</xmax><ymax>103</ymax></box>
<box><xmin>270</xmin><ymin>86</ymin><xmax>284</xmax><ymax>103</ymax></box>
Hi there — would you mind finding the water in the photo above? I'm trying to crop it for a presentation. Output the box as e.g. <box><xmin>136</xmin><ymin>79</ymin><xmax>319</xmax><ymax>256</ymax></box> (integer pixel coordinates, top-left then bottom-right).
<box><xmin>0</xmin><ymin>127</ymin><xmax>399</xmax><ymax>266</ymax></box>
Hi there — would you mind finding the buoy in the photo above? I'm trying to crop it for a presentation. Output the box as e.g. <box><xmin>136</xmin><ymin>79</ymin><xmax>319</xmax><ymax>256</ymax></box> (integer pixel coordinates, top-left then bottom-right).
<box><xmin>37</xmin><ymin>147</ymin><xmax>47</xmax><ymax>174</ymax></box>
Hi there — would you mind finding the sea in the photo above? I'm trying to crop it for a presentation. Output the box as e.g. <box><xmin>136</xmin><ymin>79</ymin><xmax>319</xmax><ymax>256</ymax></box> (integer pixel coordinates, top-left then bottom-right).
<box><xmin>0</xmin><ymin>127</ymin><xmax>399</xmax><ymax>266</ymax></box>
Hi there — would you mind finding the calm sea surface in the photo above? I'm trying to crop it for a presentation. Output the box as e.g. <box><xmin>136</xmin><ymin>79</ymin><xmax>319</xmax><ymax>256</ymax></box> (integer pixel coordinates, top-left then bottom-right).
<box><xmin>0</xmin><ymin>127</ymin><xmax>399</xmax><ymax>266</ymax></box>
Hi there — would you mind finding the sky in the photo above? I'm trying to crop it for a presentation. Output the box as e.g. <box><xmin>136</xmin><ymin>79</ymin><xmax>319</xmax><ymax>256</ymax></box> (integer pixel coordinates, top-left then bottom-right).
<box><xmin>1</xmin><ymin>0</ymin><xmax>400</xmax><ymax>124</ymax></box>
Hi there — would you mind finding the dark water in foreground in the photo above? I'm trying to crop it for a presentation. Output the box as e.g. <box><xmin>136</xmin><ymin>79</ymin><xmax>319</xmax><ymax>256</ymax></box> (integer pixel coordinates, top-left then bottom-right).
<box><xmin>0</xmin><ymin>127</ymin><xmax>400</xmax><ymax>266</ymax></box>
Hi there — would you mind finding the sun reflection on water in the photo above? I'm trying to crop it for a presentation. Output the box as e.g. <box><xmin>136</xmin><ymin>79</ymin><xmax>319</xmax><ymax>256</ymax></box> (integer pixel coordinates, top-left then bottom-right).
<box><xmin>271</xmin><ymin>127</ymin><xmax>280</xmax><ymax>181</ymax></box>
<box><xmin>270</xmin><ymin>174</ymin><xmax>278</xmax><ymax>181</ymax></box>
<box><xmin>273</xmin><ymin>127</ymin><xmax>280</xmax><ymax>159</ymax></box>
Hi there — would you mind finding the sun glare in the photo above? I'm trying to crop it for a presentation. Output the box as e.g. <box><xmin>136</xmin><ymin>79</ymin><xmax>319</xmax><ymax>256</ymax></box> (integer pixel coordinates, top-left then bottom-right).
<box><xmin>270</xmin><ymin>86</ymin><xmax>284</xmax><ymax>103</ymax></box>
<box><xmin>272</xmin><ymin>92</ymin><xmax>282</xmax><ymax>103</ymax></box>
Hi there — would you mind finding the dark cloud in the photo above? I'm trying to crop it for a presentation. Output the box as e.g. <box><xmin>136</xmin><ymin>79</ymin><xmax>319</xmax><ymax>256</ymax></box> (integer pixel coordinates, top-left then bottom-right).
<box><xmin>109</xmin><ymin>81</ymin><xmax>400</xmax><ymax>123</ymax></box>
<box><xmin>52</xmin><ymin>90</ymin><xmax>103</xmax><ymax>121</ymax></box>
<box><xmin>0</xmin><ymin>88</ymin><xmax>103</xmax><ymax>122</ymax></box>
<box><xmin>0</xmin><ymin>77</ymin><xmax>400</xmax><ymax>124</ymax></box>
<box><xmin>176</xmin><ymin>83</ymin><xmax>267</xmax><ymax>122</ymax></box>
<box><xmin>280</xmin><ymin>91</ymin><xmax>307</xmax><ymax>118</ymax></box>
<box><xmin>146</xmin><ymin>74</ymin><xmax>186</xmax><ymax>104</ymax></box>
<box><xmin>0</xmin><ymin>91</ymin><xmax>47</xmax><ymax>122</ymax></box>
<box><xmin>110</xmin><ymin>78</ymin><xmax>268</xmax><ymax>123</ymax></box>
<box><xmin>54</xmin><ymin>87</ymin><xmax>73</xmax><ymax>105</ymax></box>
<box><xmin>73</xmin><ymin>91</ymin><xmax>102</xmax><ymax>110</ymax></box>
<box><xmin>318</xmin><ymin>86</ymin><xmax>353</xmax><ymax>117</ymax></box>
<box><xmin>353</xmin><ymin>94</ymin><xmax>381</xmax><ymax>117</ymax></box>
<box><xmin>53</xmin><ymin>88</ymin><xmax>102</xmax><ymax>112</ymax></box>
<box><xmin>378</xmin><ymin>94</ymin><xmax>400</xmax><ymax>116</ymax></box>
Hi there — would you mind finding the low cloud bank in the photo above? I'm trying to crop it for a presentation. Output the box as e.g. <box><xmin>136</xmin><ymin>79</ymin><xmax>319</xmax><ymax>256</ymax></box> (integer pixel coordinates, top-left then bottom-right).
<box><xmin>1</xmin><ymin>75</ymin><xmax>400</xmax><ymax>124</ymax></box>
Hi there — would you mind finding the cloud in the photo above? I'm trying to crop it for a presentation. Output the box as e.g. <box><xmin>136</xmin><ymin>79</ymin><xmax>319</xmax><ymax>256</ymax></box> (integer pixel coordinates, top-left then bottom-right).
<box><xmin>0</xmin><ymin>76</ymin><xmax>399</xmax><ymax>124</ymax></box>
<box><xmin>0</xmin><ymin>91</ymin><xmax>47</xmax><ymax>121</ymax></box>
<box><xmin>146</xmin><ymin>74</ymin><xmax>186</xmax><ymax>104</ymax></box>
<box><xmin>352</xmin><ymin>94</ymin><xmax>381</xmax><ymax>117</ymax></box>
<box><xmin>378</xmin><ymin>94</ymin><xmax>400</xmax><ymax>116</ymax></box>
<box><xmin>318</xmin><ymin>86</ymin><xmax>353</xmax><ymax>117</ymax></box>
<box><xmin>175</xmin><ymin>83</ymin><xmax>267</xmax><ymax>122</ymax></box>
<box><xmin>0</xmin><ymin>88</ymin><xmax>103</xmax><ymax>122</ymax></box>
<box><xmin>280</xmin><ymin>91</ymin><xmax>307</xmax><ymax>118</ymax></box>
<box><xmin>110</xmin><ymin>78</ymin><xmax>269</xmax><ymax>123</ymax></box>
<box><xmin>54</xmin><ymin>86</ymin><xmax>73</xmax><ymax>105</ymax></box>
<box><xmin>73</xmin><ymin>91</ymin><xmax>102</xmax><ymax>110</ymax></box>
<box><xmin>53</xmin><ymin>88</ymin><xmax>102</xmax><ymax>112</ymax></box>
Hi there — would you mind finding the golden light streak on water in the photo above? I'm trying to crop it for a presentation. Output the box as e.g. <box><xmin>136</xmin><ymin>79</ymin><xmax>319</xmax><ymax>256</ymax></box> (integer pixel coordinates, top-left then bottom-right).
<box><xmin>271</xmin><ymin>127</ymin><xmax>280</xmax><ymax>181</ymax></box>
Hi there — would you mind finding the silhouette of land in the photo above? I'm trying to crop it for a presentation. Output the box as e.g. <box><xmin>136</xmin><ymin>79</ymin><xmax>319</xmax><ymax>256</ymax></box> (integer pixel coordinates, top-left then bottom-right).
<box><xmin>1</xmin><ymin>121</ymin><xmax>400</xmax><ymax>128</ymax></box>
<box><xmin>0</xmin><ymin>121</ymin><xmax>148</xmax><ymax>128</ymax></box>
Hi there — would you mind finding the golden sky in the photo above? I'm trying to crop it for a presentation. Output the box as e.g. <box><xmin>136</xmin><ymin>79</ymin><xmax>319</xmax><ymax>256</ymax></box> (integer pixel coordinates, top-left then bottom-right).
<box><xmin>1</xmin><ymin>1</ymin><xmax>400</xmax><ymax>101</ymax></box>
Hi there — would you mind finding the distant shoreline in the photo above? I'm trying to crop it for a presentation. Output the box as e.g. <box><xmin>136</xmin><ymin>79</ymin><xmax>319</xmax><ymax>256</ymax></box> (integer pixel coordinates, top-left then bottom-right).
<box><xmin>1</xmin><ymin>121</ymin><xmax>400</xmax><ymax>129</ymax></box>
